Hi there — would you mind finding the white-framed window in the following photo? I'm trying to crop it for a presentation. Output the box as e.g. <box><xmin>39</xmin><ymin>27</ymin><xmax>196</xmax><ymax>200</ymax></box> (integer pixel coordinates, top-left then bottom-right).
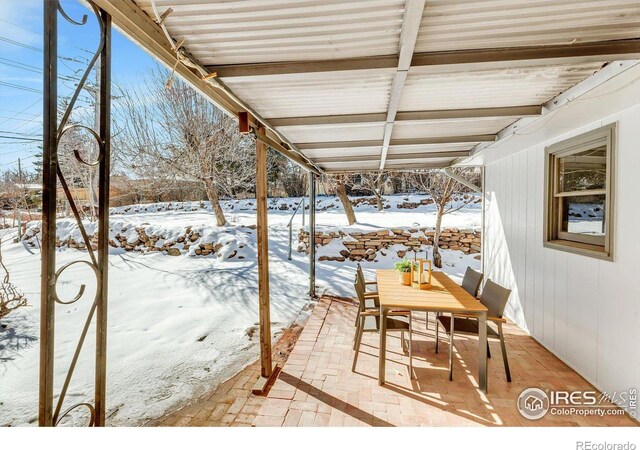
<box><xmin>544</xmin><ymin>123</ymin><xmax>615</xmax><ymax>261</ymax></box>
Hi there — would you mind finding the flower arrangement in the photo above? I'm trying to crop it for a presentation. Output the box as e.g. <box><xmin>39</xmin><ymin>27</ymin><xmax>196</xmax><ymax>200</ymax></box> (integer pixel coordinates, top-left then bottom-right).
<box><xmin>394</xmin><ymin>259</ymin><xmax>413</xmax><ymax>285</ymax></box>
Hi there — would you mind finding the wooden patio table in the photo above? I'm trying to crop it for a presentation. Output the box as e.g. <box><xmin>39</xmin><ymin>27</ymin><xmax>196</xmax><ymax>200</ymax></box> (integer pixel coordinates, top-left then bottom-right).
<box><xmin>376</xmin><ymin>269</ymin><xmax>489</xmax><ymax>393</ymax></box>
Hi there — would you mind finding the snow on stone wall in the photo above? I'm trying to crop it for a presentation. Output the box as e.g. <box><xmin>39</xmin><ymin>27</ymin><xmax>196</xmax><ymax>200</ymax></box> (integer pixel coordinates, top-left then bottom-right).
<box><xmin>298</xmin><ymin>227</ymin><xmax>481</xmax><ymax>262</ymax></box>
<box><xmin>20</xmin><ymin>219</ymin><xmax>257</xmax><ymax>260</ymax></box>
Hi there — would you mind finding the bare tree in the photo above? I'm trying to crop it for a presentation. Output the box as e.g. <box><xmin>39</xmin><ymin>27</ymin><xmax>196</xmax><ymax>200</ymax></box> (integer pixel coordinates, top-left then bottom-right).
<box><xmin>357</xmin><ymin>171</ymin><xmax>390</xmax><ymax>211</ymax></box>
<box><xmin>0</xmin><ymin>168</ymin><xmax>39</xmax><ymax>227</ymax></box>
<box><xmin>116</xmin><ymin>67</ymin><xmax>254</xmax><ymax>226</ymax></box>
<box><xmin>323</xmin><ymin>174</ymin><xmax>357</xmax><ymax>225</ymax></box>
<box><xmin>279</xmin><ymin>159</ymin><xmax>308</xmax><ymax>198</ymax></box>
<box><xmin>410</xmin><ymin>168</ymin><xmax>480</xmax><ymax>268</ymax></box>
<box><xmin>57</xmin><ymin>124</ymin><xmax>101</xmax><ymax>219</ymax></box>
<box><xmin>0</xmin><ymin>237</ymin><xmax>27</xmax><ymax>320</ymax></box>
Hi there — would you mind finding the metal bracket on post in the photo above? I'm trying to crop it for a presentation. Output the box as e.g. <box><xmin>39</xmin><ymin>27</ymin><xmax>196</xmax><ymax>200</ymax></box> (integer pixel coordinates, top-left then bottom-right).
<box><xmin>442</xmin><ymin>167</ymin><xmax>482</xmax><ymax>193</ymax></box>
<box><xmin>287</xmin><ymin>197</ymin><xmax>306</xmax><ymax>261</ymax></box>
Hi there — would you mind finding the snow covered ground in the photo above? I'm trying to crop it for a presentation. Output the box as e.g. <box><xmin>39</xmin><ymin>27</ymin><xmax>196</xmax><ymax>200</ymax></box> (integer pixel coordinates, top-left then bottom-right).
<box><xmin>0</xmin><ymin>194</ymin><xmax>481</xmax><ymax>426</ymax></box>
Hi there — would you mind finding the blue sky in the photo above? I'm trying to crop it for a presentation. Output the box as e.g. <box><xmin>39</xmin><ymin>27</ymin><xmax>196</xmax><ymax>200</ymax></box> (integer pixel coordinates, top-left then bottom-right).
<box><xmin>0</xmin><ymin>0</ymin><xmax>157</xmax><ymax>172</ymax></box>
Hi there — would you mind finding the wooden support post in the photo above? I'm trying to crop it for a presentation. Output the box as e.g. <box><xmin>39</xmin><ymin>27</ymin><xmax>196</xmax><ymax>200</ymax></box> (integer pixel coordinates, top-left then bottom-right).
<box><xmin>308</xmin><ymin>172</ymin><xmax>316</xmax><ymax>298</ymax></box>
<box><xmin>253</xmin><ymin>126</ymin><xmax>277</xmax><ymax>394</ymax></box>
<box><xmin>39</xmin><ymin>0</ymin><xmax>58</xmax><ymax>427</ymax></box>
<box><xmin>94</xmin><ymin>9</ymin><xmax>111</xmax><ymax>427</ymax></box>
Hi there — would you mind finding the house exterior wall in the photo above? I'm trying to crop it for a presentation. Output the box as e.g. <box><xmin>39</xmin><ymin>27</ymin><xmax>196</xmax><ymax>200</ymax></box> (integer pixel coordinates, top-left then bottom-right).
<box><xmin>480</xmin><ymin>64</ymin><xmax>640</xmax><ymax>403</ymax></box>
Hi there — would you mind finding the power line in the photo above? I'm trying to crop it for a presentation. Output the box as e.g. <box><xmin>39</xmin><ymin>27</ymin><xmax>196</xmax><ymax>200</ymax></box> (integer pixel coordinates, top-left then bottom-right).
<box><xmin>0</xmin><ymin>129</ymin><xmax>41</xmax><ymax>134</ymax></box>
<box><xmin>0</xmin><ymin>36</ymin><xmax>41</xmax><ymax>52</ymax></box>
<box><xmin>0</xmin><ymin>147</ymin><xmax>41</xmax><ymax>156</ymax></box>
<box><xmin>0</xmin><ymin>115</ymin><xmax>41</xmax><ymax>124</ymax></box>
<box><xmin>0</xmin><ymin>57</ymin><xmax>83</xmax><ymax>84</ymax></box>
<box><xmin>0</xmin><ymin>18</ymin><xmax>33</xmax><ymax>34</ymax></box>
<box><xmin>0</xmin><ymin>81</ymin><xmax>43</xmax><ymax>94</ymax></box>
<box><xmin>0</xmin><ymin>35</ymin><xmax>90</xmax><ymax>64</ymax></box>
<box><xmin>0</xmin><ymin>101</ymin><xmax>42</xmax><ymax>121</ymax></box>
<box><xmin>1</xmin><ymin>61</ymin><xmax>83</xmax><ymax>83</ymax></box>
<box><xmin>0</xmin><ymin>154</ymin><xmax>37</xmax><ymax>167</ymax></box>
<box><xmin>0</xmin><ymin>130</ymin><xmax>42</xmax><ymax>137</ymax></box>
<box><xmin>0</xmin><ymin>135</ymin><xmax>41</xmax><ymax>142</ymax></box>
<box><xmin>0</xmin><ymin>58</ymin><xmax>40</xmax><ymax>74</ymax></box>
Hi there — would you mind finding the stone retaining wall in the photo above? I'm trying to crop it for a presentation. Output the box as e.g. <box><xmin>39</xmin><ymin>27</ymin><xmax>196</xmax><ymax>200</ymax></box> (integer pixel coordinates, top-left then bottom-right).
<box><xmin>22</xmin><ymin>223</ymin><xmax>256</xmax><ymax>259</ymax></box>
<box><xmin>298</xmin><ymin>227</ymin><xmax>481</xmax><ymax>262</ymax></box>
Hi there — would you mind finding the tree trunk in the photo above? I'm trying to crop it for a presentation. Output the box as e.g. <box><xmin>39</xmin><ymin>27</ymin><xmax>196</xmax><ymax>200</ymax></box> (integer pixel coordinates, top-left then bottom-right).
<box><xmin>374</xmin><ymin>191</ymin><xmax>383</xmax><ymax>211</ymax></box>
<box><xmin>336</xmin><ymin>180</ymin><xmax>356</xmax><ymax>225</ymax></box>
<box><xmin>432</xmin><ymin>207</ymin><xmax>443</xmax><ymax>268</ymax></box>
<box><xmin>203</xmin><ymin>178</ymin><xmax>227</xmax><ymax>226</ymax></box>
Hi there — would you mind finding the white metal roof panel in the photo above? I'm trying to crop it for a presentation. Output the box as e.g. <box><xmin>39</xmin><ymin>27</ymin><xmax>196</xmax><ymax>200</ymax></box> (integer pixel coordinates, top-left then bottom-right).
<box><xmin>222</xmin><ymin>70</ymin><xmax>394</xmax><ymax>119</ymax></box>
<box><xmin>137</xmin><ymin>0</ymin><xmax>405</xmax><ymax>65</ymax></box>
<box><xmin>120</xmin><ymin>0</ymin><xmax>640</xmax><ymax>172</ymax></box>
<box><xmin>317</xmin><ymin>155</ymin><xmax>458</xmax><ymax>171</ymax></box>
<box><xmin>391</xmin><ymin>117</ymin><xmax>516</xmax><ymax>140</ymax></box>
<box><xmin>300</xmin><ymin>141</ymin><xmax>475</xmax><ymax>161</ymax></box>
<box><xmin>400</xmin><ymin>62</ymin><xmax>604</xmax><ymax>111</ymax></box>
<box><xmin>386</xmin><ymin>142</ymin><xmax>475</xmax><ymax>155</ymax></box>
<box><xmin>416</xmin><ymin>0</ymin><xmax>640</xmax><ymax>53</ymax></box>
<box><xmin>276</xmin><ymin>123</ymin><xmax>385</xmax><ymax>144</ymax></box>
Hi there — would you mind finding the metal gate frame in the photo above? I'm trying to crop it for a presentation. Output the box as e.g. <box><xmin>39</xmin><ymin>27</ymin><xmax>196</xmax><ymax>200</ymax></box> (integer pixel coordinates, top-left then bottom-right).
<box><xmin>40</xmin><ymin>0</ymin><xmax>111</xmax><ymax>427</ymax></box>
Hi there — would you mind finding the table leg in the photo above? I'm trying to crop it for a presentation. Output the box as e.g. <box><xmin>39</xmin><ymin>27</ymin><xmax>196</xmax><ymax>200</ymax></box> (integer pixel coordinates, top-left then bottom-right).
<box><xmin>478</xmin><ymin>311</ymin><xmax>487</xmax><ymax>393</ymax></box>
<box><xmin>378</xmin><ymin>307</ymin><xmax>388</xmax><ymax>386</ymax></box>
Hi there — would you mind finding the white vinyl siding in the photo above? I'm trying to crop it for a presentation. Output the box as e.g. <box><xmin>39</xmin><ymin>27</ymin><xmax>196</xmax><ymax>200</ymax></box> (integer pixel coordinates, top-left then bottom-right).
<box><xmin>484</xmin><ymin>103</ymin><xmax>640</xmax><ymax>409</ymax></box>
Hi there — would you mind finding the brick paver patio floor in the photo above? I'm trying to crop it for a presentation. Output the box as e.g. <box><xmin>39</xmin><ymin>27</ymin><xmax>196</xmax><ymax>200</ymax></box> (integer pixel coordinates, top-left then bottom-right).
<box><xmin>252</xmin><ymin>296</ymin><xmax>637</xmax><ymax>427</ymax></box>
<box><xmin>153</xmin><ymin>321</ymin><xmax>306</xmax><ymax>426</ymax></box>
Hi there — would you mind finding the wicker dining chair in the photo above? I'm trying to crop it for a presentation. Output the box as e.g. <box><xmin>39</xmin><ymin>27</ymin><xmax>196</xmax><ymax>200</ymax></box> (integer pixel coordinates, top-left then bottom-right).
<box><xmin>352</xmin><ymin>280</ymin><xmax>414</xmax><ymax>379</ymax></box>
<box><xmin>435</xmin><ymin>279</ymin><xmax>512</xmax><ymax>382</ymax></box>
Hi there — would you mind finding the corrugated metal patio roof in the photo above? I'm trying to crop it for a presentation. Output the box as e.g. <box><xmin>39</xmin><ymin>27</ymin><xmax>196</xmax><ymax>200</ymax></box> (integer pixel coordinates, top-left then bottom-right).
<box><xmin>96</xmin><ymin>0</ymin><xmax>640</xmax><ymax>173</ymax></box>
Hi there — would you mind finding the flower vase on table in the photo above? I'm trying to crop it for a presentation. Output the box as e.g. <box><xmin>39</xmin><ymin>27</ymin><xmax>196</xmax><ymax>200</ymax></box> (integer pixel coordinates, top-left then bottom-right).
<box><xmin>394</xmin><ymin>259</ymin><xmax>413</xmax><ymax>286</ymax></box>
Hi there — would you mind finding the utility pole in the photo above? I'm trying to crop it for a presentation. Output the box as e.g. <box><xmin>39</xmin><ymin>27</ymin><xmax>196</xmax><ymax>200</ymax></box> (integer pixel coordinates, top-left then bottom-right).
<box><xmin>89</xmin><ymin>58</ymin><xmax>101</xmax><ymax>220</ymax></box>
<box><xmin>17</xmin><ymin>158</ymin><xmax>24</xmax><ymax>239</ymax></box>
<box><xmin>84</xmin><ymin>59</ymin><xmax>101</xmax><ymax>220</ymax></box>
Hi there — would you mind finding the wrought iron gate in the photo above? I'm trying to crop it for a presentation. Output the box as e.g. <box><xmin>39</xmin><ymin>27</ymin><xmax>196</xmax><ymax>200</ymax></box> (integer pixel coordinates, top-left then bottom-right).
<box><xmin>40</xmin><ymin>0</ymin><xmax>111</xmax><ymax>427</ymax></box>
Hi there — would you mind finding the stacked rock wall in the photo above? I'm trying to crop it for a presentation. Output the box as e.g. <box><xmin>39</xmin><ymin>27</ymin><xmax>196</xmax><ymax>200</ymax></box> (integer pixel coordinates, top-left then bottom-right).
<box><xmin>298</xmin><ymin>227</ymin><xmax>481</xmax><ymax>262</ymax></box>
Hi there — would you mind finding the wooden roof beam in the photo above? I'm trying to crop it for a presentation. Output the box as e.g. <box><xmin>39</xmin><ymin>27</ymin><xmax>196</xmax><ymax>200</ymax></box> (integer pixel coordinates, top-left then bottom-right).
<box><xmin>91</xmin><ymin>0</ymin><xmax>322</xmax><ymax>175</ymax></box>
<box><xmin>324</xmin><ymin>162</ymin><xmax>450</xmax><ymax>173</ymax></box>
<box><xmin>268</xmin><ymin>106</ymin><xmax>543</xmax><ymax>127</ymax></box>
<box><xmin>208</xmin><ymin>39</ymin><xmax>640</xmax><ymax>78</ymax></box>
<box><xmin>296</xmin><ymin>135</ymin><xmax>495</xmax><ymax>150</ymax></box>
<box><xmin>313</xmin><ymin>150</ymin><xmax>471</xmax><ymax>164</ymax></box>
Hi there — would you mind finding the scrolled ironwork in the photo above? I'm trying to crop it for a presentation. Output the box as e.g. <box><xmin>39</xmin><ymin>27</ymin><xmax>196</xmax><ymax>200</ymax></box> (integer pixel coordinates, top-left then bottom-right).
<box><xmin>53</xmin><ymin>260</ymin><xmax>100</xmax><ymax>305</ymax></box>
<box><xmin>57</xmin><ymin>2</ymin><xmax>87</xmax><ymax>26</ymax></box>
<box><xmin>56</xmin><ymin>3</ymin><xmax>104</xmax><ymax>136</ymax></box>
<box><xmin>39</xmin><ymin>0</ymin><xmax>111</xmax><ymax>427</ymax></box>
<box><xmin>54</xmin><ymin>402</ymin><xmax>96</xmax><ymax>427</ymax></box>
<box><xmin>58</xmin><ymin>124</ymin><xmax>104</xmax><ymax>167</ymax></box>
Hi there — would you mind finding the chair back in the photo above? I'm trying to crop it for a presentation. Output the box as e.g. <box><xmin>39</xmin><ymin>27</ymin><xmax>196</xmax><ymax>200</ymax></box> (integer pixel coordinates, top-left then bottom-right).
<box><xmin>461</xmin><ymin>267</ymin><xmax>483</xmax><ymax>297</ymax></box>
<box><xmin>356</xmin><ymin>263</ymin><xmax>366</xmax><ymax>286</ymax></box>
<box><xmin>479</xmin><ymin>279</ymin><xmax>512</xmax><ymax>318</ymax></box>
<box><xmin>353</xmin><ymin>280</ymin><xmax>367</xmax><ymax>313</ymax></box>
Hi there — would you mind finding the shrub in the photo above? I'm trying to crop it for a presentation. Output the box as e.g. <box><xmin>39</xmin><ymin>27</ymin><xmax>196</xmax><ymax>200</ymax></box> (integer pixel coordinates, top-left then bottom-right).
<box><xmin>394</xmin><ymin>259</ymin><xmax>413</xmax><ymax>273</ymax></box>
